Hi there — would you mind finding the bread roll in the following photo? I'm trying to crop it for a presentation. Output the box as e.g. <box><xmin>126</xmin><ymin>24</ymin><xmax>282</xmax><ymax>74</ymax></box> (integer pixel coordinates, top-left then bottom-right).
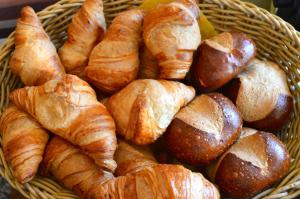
<box><xmin>165</xmin><ymin>93</ymin><xmax>242</xmax><ymax>165</ymax></box>
<box><xmin>222</xmin><ymin>59</ymin><xmax>293</xmax><ymax>132</ymax></box>
<box><xmin>192</xmin><ymin>32</ymin><xmax>256</xmax><ymax>92</ymax></box>
<box><xmin>207</xmin><ymin>128</ymin><xmax>290</xmax><ymax>199</ymax></box>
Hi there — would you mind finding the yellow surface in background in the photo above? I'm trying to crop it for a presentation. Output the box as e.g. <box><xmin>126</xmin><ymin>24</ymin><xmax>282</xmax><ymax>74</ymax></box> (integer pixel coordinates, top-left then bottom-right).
<box><xmin>139</xmin><ymin>0</ymin><xmax>218</xmax><ymax>39</ymax></box>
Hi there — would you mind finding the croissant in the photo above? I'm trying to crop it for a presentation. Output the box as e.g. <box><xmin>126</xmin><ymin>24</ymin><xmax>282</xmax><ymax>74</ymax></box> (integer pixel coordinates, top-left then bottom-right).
<box><xmin>114</xmin><ymin>140</ymin><xmax>157</xmax><ymax>176</ymax></box>
<box><xmin>0</xmin><ymin>105</ymin><xmax>49</xmax><ymax>184</ymax></box>
<box><xmin>107</xmin><ymin>79</ymin><xmax>195</xmax><ymax>145</ymax></box>
<box><xmin>9</xmin><ymin>6</ymin><xmax>65</xmax><ymax>86</ymax></box>
<box><xmin>43</xmin><ymin>137</ymin><xmax>219</xmax><ymax>199</ymax></box>
<box><xmin>85</xmin><ymin>9</ymin><xmax>144</xmax><ymax>93</ymax></box>
<box><xmin>143</xmin><ymin>0</ymin><xmax>201</xmax><ymax>79</ymax></box>
<box><xmin>95</xmin><ymin>164</ymin><xmax>220</xmax><ymax>199</ymax></box>
<box><xmin>42</xmin><ymin>136</ymin><xmax>114</xmax><ymax>199</ymax></box>
<box><xmin>9</xmin><ymin>74</ymin><xmax>117</xmax><ymax>171</ymax></box>
<box><xmin>59</xmin><ymin>0</ymin><xmax>106</xmax><ymax>77</ymax></box>
<box><xmin>138</xmin><ymin>46</ymin><xmax>159</xmax><ymax>79</ymax></box>
<box><xmin>106</xmin><ymin>140</ymin><xmax>219</xmax><ymax>199</ymax></box>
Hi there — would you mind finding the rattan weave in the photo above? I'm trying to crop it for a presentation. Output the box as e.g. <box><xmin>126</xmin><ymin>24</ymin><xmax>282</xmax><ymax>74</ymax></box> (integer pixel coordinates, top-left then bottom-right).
<box><xmin>0</xmin><ymin>0</ymin><xmax>300</xmax><ymax>198</ymax></box>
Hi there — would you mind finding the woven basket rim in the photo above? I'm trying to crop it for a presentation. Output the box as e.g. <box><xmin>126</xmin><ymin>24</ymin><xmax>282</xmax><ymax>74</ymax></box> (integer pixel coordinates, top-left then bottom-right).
<box><xmin>0</xmin><ymin>0</ymin><xmax>300</xmax><ymax>198</ymax></box>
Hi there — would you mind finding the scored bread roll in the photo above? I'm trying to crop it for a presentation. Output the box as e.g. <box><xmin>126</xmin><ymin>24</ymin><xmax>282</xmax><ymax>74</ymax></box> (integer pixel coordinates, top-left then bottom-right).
<box><xmin>165</xmin><ymin>93</ymin><xmax>242</xmax><ymax>165</ymax></box>
<box><xmin>192</xmin><ymin>31</ymin><xmax>256</xmax><ymax>92</ymax></box>
<box><xmin>143</xmin><ymin>0</ymin><xmax>201</xmax><ymax>79</ymax></box>
<box><xmin>207</xmin><ymin>128</ymin><xmax>290</xmax><ymax>199</ymax></box>
<box><xmin>222</xmin><ymin>59</ymin><xmax>293</xmax><ymax>132</ymax></box>
<box><xmin>106</xmin><ymin>79</ymin><xmax>195</xmax><ymax>145</ymax></box>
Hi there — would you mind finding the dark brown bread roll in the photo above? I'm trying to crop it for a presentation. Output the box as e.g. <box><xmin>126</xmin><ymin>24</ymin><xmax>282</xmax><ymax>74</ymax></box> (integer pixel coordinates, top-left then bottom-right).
<box><xmin>192</xmin><ymin>31</ymin><xmax>256</xmax><ymax>92</ymax></box>
<box><xmin>165</xmin><ymin>93</ymin><xmax>242</xmax><ymax>165</ymax></box>
<box><xmin>207</xmin><ymin>128</ymin><xmax>291</xmax><ymax>199</ymax></box>
<box><xmin>222</xmin><ymin>59</ymin><xmax>293</xmax><ymax>132</ymax></box>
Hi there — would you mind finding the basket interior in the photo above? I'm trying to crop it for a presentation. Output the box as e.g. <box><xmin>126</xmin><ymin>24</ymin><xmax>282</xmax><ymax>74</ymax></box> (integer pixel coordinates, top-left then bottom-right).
<box><xmin>0</xmin><ymin>0</ymin><xmax>300</xmax><ymax>198</ymax></box>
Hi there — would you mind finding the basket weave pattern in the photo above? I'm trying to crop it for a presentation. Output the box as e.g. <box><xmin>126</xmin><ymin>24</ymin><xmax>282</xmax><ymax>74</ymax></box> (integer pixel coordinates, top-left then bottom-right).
<box><xmin>0</xmin><ymin>0</ymin><xmax>300</xmax><ymax>198</ymax></box>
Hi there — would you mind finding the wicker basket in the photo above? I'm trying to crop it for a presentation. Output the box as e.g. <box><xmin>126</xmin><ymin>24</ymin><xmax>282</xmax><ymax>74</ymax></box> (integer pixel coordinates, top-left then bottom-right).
<box><xmin>0</xmin><ymin>0</ymin><xmax>300</xmax><ymax>198</ymax></box>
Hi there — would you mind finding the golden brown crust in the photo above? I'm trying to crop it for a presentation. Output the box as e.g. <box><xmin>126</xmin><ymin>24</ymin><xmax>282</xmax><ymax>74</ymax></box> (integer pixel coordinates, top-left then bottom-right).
<box><xmin>208</xmin><ymin>128</ymin><xmax>290</xmax><ymax>199</ymax></box>
<box><xmin>106</xmin><ymin>79</ymin><xmax>195</xmax><ymax>145</ymax></box>
<box><xmin>193</xmin><ymin>31</ymin><xmax>256</xmax><ymax>92</ymax></box>
<box><xmin>59</xmin><ymin>0</ymin><xmax>106</xmax><ymax>77</ymax></box>
<box><xmin>143</xmin><ymin>0</ymin><xmax>201</xmax><ymax>79</ymax></box>
<box><xmin>9</xmin><ymin>6</ymin><xmax>65</xmax><ymax>86</ymax></box>
<box><xmin>41</xmin><ymin>136</ymin><xmax>113</xmax><ymax>199</ymax></box>
<box><xmin>222</xmin><ymin>59</ymin><xmax>293</xmax><ymax>132</ymax></box>
<box><xmin>0</xmin><ymin>105</ymin><xmax>49</xmax><ymax>184</ymax></box>
<box><xmin>91</xmin><ymin>164</ymin><xmax>220</xmax><ymax>199</ymax></box>
<box><xmin>9</xmin><ymin>74</ymin><xmax>117</xmax><ymax>172</ymax></box>
<box><xmin>165</xmin><ymin>93</ymin><xmax>242</xmax><ymax>165</ymax></box>
<box><xmin>85</xmin><ymin>9</ymin><xmax>144</xmax><ymax>93</ymax></box>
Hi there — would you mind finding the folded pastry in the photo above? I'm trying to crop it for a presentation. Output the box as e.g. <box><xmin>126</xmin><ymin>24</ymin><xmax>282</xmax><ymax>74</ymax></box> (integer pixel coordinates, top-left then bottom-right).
<box><xmin>96</xmin><ymin>164</ymin><xmax>220</xmax><ymax>199</ymax></box>
<box><xmin>9</xmin><ymin>74</ymin><xmax>117</xmax><ymax>172</ymax></box>
<box><xmin>85</xmin><ymin>9</ymin><xmax>144</xmax><ymax>93</ymax></box>
<box><xmin>59</xmin><ymin>0</ymin><xmax>106</xmax><ymax>77</ymax></box>
<box><xmin>42</xmin><ymin>136</ymin><xmax>114</xmax><ymax>199</ymax></box>
<box><xmin>143</xmin><ymin>0</ymin><xmax>201</xmax><ymax>79</ymax></box>
<box><xmin>101</xmin><ymin>140</ymin><xmax>220</xmax><ymax>199</ymax></box>
<box><xmin>9</xmin><ymin>6</ymin><xmax>65</xmax><ymax>86</ymax></box>
<box><xmin>0</xmin><ymin>105</ymin><xmax>49</xmax><ymax>184</ymax></box>
<box><xmin>107</xmin><ymin>79</ymin><xmax>195</xmax><ymax>145</ymax></box>
<box><xmin>138</xmin><ymin>46</ymin><xmax>159</xmax><ymax>79</ymax></box>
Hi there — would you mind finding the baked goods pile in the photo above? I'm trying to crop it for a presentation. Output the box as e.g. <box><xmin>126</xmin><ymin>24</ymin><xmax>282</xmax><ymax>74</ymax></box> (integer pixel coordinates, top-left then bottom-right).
<box><xmin>0</xmin><ymin>0</ymin><xmax>293</xmax><ymax>198</ymax></box>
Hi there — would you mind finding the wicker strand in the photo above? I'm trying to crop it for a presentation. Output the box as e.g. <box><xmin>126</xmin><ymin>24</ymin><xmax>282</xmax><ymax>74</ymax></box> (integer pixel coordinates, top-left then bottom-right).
<box><xmin>0</xmin><ymin>0</ymin><xmax>299</xmax><ymax>198</ymax></box>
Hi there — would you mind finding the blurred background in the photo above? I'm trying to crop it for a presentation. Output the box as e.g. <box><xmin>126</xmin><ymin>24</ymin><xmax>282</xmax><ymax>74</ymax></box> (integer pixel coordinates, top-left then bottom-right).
<box><xmin>0</xmin><ymin>0</ymin><xmax>299</xmax><ymax>198</ymax></box>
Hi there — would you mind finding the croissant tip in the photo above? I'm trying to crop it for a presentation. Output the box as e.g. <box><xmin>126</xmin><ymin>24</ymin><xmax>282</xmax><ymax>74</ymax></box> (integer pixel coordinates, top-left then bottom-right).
<box><xmin>20</xmin><ymin>6</ymin><xmax>35</xmax><ymax>17</ymax></box>
<box><xmin>19</xmin><ymin>6</ymin><xmax>39</xmax><ymax>25</ymax></box>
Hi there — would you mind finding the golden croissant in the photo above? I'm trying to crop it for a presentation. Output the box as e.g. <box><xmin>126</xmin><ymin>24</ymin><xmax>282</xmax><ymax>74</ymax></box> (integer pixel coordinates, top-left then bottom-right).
<box><xmin>42</xmin><ymin>136</ymin><xmax>113</xmax><ymax>199</ymax></box>
<box><xmin>85</xmin><ymin>9</ymin><xmax>144</xmax><ymax>93</ymax></box>
<box><xmin>0</xmin><ymin>105</ymin><xmax>49</xmax><ymax>184</ymax></box>
<box><xmin>9</xmin><ymin>6</ymin><xmax>65</xmax><ymax>86</ymax></box>
<box><xmin>9</xmin><ymin>74</ymin><xmax>117</xmax><ymax>171</ymax></box>
<box><xmin>138</xmin><ymin>46</ymin><xmax>159</xmax><ymax>79</ymax></box>
<box><xmin>105</xmin><ymin>140</ymin><xmax>220</xmax><ymax>199</ymax></box>
<box><xmin>143</xmin><ymin>0</ymin><xmax>201</xmax><ymax>79</ymax></box>
<box><xmin>44</xmin><ymin>137</ymin><xmax>219</xmax><ymax>199</ymax></box>
<box><xmin>59</xmin><ymin>0</ymin><xmax>106</xmax><ymax>77</ymax></box>
<box><xmin>107</xmin><ymin>79</ymin><xmax>195</xmax><ymax>145</ymax></box>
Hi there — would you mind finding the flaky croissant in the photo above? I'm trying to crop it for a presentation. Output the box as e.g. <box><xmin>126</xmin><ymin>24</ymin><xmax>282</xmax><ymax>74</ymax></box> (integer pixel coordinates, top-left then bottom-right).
<box><xmin>106</xmin><ymin>140</ymin><xmax>219</xmax><ymax>199</ymax></box>
<box><xmin>42</xmin><ymin>136</ymin><xmax>113</xmax><ymax>199</ymax></box>
<box><xmin>143</xmin><ymin>0</ymin><xmax>201</xmax><ymax>79</ymax></box>
<box><xmin>9</xmin><ymin>6</ymin><xmax>65</xmax><ymax>86</ymax></box>
<box><xmin>114</xmin><ymin>140</ymin><xmax>157</xmax><ymax>176</ymax></box>
<box><xmin>0</xmin><ymin>105</ymin><xmax>49</xmax><ymax>184</ymax></box>
<box><xmin>96</xmin><ymin>164</ymin><xmax>220</xmax><ymax>199</ymax></box>
<box><xmin>107</xmin><ymin>79</ymin><xmax>195</xmax><ymax>145</ymax></box>
<box><xmin>9</xmin><ymin>74</ymin><xmax>117</xmax><ymax>172</ymax></box>
<box><xmin>59</xmin><ymin>0</ymin><xmax>106</xmax><ymax>77</ymax></box>
<box><xmin>85</xmin><ymin>9</ymin><xmax>144</xmax><ymax>93</ymax></box>
<box><xmin>43</xmin><ymin>137</ymin><xmax>219</xmax><ymax>199</ymax></box>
